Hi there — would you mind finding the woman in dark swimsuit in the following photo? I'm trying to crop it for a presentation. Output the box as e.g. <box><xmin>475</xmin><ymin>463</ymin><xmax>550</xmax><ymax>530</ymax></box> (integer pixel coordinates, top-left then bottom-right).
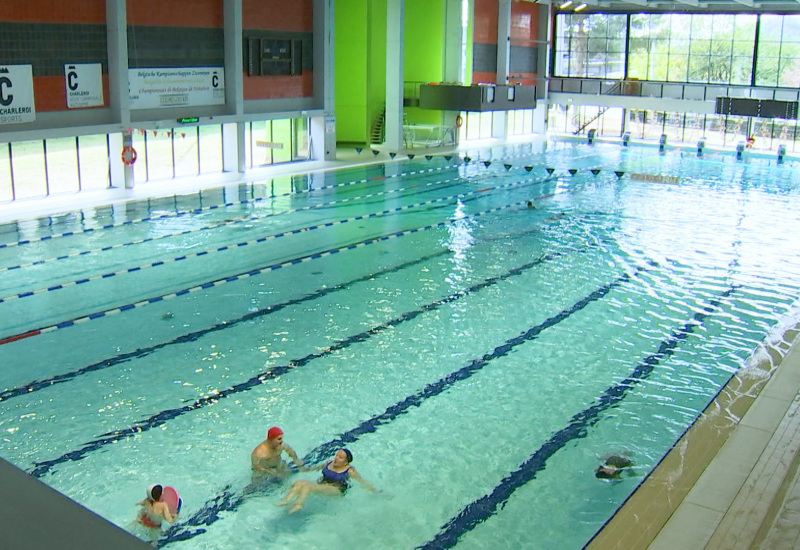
<box><xmin>277</xmin><ymin>448</ymin><xmax>376</xmax><ymax>513</ymax></box>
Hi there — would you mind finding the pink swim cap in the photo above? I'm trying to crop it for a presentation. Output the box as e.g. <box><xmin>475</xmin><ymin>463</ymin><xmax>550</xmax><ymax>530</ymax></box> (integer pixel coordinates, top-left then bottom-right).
<box><xmin>267</xmin><ymin>426</ymin><xmax>283</xmax><ymax>440</ymax></box>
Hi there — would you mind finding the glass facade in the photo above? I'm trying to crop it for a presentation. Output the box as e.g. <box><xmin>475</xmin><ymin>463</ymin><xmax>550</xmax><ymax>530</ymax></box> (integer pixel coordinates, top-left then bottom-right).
<box><xmin>551</xmin><ymin>12</ymin><xmax>800</xmax><ymax>151</ymax></box>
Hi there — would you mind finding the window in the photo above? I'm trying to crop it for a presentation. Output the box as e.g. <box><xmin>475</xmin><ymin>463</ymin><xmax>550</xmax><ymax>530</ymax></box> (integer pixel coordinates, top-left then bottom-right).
<box><xmin>626</xmin><ymin>13</ymin><xmax>755</xmax><ymax>85</ymax></box>
<box><xmin>554</xmin><ymin>14</ymin><xmax>627</xmax><ymax>78</ymax></box>
<box><xmin>756</xmin><ymin>14</ymin><xmax>800</xmax><ymax>88</ymax></box>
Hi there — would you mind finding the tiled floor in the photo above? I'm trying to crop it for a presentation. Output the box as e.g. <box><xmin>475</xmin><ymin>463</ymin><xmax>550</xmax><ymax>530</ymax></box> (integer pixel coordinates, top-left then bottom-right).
<box><xmin>588</xmin><ymin>322</ymin><xmax>800</xmax><ymax>550</ymax></box>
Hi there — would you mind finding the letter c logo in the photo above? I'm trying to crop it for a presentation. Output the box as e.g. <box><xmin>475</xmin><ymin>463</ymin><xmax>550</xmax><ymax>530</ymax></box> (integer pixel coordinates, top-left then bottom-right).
<box><xmin>0</xmin><ymin>77</ymin><xmax>12</xmax><ymax>106</ymax></box>
<box><xmin>212</xmin><ymin>75</ymin><xmax>219</xmax><ymax>88</ymax></box>
<box><xmin>67</xmin><ymin>71</ymin><xmax>78</xmax><ymax>91</ymax></box>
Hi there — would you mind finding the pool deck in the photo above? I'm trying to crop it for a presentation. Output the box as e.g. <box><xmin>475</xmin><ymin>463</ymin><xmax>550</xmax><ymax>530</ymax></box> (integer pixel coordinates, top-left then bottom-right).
<box><xmin>588</xmin><ymin>321</ymin><xmax>800</xmax><ymax>550</ymax></box>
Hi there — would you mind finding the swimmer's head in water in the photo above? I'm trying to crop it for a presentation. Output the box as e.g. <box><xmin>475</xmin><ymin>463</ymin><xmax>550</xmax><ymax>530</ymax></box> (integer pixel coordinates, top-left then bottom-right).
<box><xmin>147</xmin><ymin>484</ymin><xmax>163</xmax><ymax>501</ymax></box>
<box><xmin>595</xmin><ymin>466</ymin><xmax>619</xmax><ymax>479</ymax></box>
<box><xmin>267</xmin><ymin>426</ymin><xmax>284</xmax><ymax>440</ymax></box>
<box><xmin>342</xmin><ymin>448</ymin><xmax>353</xmax><ymax>463</ymax></box>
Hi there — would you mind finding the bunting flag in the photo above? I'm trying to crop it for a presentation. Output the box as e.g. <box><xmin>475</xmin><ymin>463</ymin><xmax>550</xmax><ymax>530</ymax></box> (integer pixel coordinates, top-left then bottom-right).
<box><xmin>463</xmin><ymin>156</ymin><xmax>471</xmax><ymax>163</ymax></box>
<box><xmin>504</xmin><ymin>164</ymin><xmax>512</xmax><ymax>171</ymax></box>
<box><xmin>614</xmin><ymin>171</ymin><xmax>625</xmax><ymax>178</ymax></box>
<box><xmin>425</xmin><ymin>155</ymin><xmax>433</xmax><ymax>161</ymax></box>
<box><xmin>483</xmin><ymin>161</ymin><xmax>491</xmax><ymax>168</ymax></box>
<box><xmin>568</xmin><ymin>169</ymin><xmax>578</xmax><ymax>176</ymax></box>
<box><xmin>355</xmin><ymin>147</ymin><xmax>363</xmax><ymax>154</ymax></box>
<box><xmin>389</xmin><ymin>152</ymin><xmax>396</xmax><ymax>159</ymax></box>
<box><xmin>546</xmin><ymin>168</ymin><xmax>555</xmax><ymax>174</ymax></box>
<box><xmin>591</xmin><ymin>169</ymin><xmax>601</xmax><ymax>176</ymax></box>
<box><xmin>407</xmin><ymin>154</ymin><xmax>415</xmax><ymax>160</ymax></box>
<box><xmin>524</xmin><ymin>166</ymin><xmax>533</xmax><ymax>172</ymax></box>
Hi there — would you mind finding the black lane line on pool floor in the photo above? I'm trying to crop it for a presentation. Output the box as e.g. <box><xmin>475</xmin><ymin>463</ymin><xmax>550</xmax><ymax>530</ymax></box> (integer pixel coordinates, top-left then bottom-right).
<box><xmin>417</xmin><ymin>285</ymin><xmax>738</xmax><ymax>550</ymax></box>
<box><xmin>156</xmin><ymin>268</ymin><xmax>639</xmax><ymax>546</ymax></box>
<box><xmin>0</xmin><ymin>211</ymin><xmax>573</xmax><ymax>404</ymax></box>
<box><xmin>28</xmin><ymin>248</ymin><xmax>594</xmax><ymax>479</ymax></box>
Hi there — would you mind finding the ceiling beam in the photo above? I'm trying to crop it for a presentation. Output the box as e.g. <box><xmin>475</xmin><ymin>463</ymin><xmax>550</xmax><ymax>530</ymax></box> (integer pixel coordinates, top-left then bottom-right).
<box><xmin>732</xmin><ymin>0</ymin><xmax>755</xmax><ymax>5</ymax></box>
<box><xmin>674</xmin><ymin>0</ymin><xmax>701</xmax><ymax>6</ymax></box>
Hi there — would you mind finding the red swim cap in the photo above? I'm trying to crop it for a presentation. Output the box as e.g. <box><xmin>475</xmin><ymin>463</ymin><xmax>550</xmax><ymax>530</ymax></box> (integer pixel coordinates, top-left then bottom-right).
<box><xmin>267</xmin><ymin>426</ymin><xmax>283</xmax><ymax>440</ymax></box>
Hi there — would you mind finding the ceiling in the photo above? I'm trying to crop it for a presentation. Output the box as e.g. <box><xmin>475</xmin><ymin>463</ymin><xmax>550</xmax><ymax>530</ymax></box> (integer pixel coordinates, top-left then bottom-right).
<box><xmin>535</xmin><ymin>0</ymin><xmax>800</xmax><ymax>14</ymax></box>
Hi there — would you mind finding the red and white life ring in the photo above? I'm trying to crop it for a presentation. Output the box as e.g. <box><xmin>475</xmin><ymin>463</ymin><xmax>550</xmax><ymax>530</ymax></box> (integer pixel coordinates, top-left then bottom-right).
<box><xmin>121</xmin><ymin>146</ymin><xmax>138</xmax><ymax>166</ymax></box>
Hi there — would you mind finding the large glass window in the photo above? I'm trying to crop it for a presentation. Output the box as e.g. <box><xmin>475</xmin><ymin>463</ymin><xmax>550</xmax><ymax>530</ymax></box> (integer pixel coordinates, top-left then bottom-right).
<box><xmin>756</xmin><ymin>14</ymin><xmax>800</xmax><ymax>87</ymax></box>
<box><xmin>554</xmin><ymin>14</ymin><xmax>627</xmax><ymax>78</ymax></box>
<box><xmin>44</xmin><ymin>137</ymin><xmax>80</xmax><ymax>195</ymax></box>
<box><xmin>77</xmin><ymin>135</ymin><xmax>111</xmax><ymax>191</ymax></box>
<box><xmin>0</xmin><ymin>145</ymin><xmax>12</xmax><ymax>202</ymax></box>
<box><xmin>628</xmin><ymin>13</ymin><xmax>755</xmax><ymax>85</ymax></box>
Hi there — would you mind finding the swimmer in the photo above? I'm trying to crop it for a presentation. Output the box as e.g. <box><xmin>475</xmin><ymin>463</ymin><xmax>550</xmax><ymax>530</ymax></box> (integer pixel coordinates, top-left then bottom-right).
<box><xmin>746</xmin><ymin>136</ymin><xmax>755</xmax><ymax>149</ymax></box>
<box><xmin>251</xmin><ymin>426</ymin><xmax>304</xmax><ymax>481</ymax></box>
<box><xmin>277</xmin><ymin>448</ymin><xmax>376</xmax><ymax>514</ymax></box>
<box><xmin>527</xmin><ymin>200</ymin><xmax>537</xmax><ymax>209</ymax></box>
<box><xmin>596</xmin><ymin>454</ymin><xmax>635</xmax><ymax>480</ymax></box>
<box><xmin>135</xmin><ymin>484</ymin><xmax>176</xmax><ymax>543</ymax></box>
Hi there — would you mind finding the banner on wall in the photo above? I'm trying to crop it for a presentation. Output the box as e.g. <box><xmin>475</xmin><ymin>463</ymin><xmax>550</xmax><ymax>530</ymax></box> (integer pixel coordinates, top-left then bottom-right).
<box><xmin>65</xmin><ymin>64</ymin><xmax>104</xmax><ymax>108</ymax></box>
<box><xmin>129</xmin><ymin>67</ymin><xmax>225</xmax><ymax>109</ymax></box>
<box><xmin>0</xmin><ymin>65</ymin><xmax>35</xmax><ymax>125</ymax></box>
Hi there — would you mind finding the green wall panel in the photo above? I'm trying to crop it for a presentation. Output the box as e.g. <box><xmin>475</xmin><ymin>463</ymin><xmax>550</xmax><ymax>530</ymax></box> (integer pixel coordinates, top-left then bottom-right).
<box><xmin>335</xmin><ymin>0</ymin><xmax>369</xmax><ymax>143</ymax></box>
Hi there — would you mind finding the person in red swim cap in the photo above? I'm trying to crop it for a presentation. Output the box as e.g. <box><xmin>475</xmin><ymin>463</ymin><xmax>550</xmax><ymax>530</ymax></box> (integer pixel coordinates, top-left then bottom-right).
<box><xmin>251</xmin><ymin>426</ymin><xmax>304</xmax><ymax>483</ymax></box>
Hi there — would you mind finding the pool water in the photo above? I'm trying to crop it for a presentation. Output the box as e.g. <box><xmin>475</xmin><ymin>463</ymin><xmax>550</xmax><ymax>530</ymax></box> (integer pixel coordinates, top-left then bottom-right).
<box><xmin>1</xmin><ymin>141</ymin><xmax>800</xmax><ymax>549</ymax></box>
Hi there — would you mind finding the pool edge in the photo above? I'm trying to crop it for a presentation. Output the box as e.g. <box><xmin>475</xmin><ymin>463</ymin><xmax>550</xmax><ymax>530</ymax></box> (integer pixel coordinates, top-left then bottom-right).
<box><xmin>586</xmin><ymin>320</ymin><xmax>800</xmax><ymax>550</ymax></box>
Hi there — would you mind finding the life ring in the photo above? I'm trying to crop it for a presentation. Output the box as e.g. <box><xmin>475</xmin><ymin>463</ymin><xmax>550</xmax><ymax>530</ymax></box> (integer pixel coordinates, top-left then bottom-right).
<box><xmin>455</xmin><ymin>115</ymin><xmax>464</xmax><ymax>128</ymax></box>
<box><xmin>121</xmin><ymin>146</ymin><xmax>138</xmax><ymax>166</ymax></box>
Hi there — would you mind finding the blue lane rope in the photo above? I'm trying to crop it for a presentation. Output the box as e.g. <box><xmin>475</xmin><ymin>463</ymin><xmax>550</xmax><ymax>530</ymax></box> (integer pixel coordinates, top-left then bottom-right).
<box><xmin>0</xmin><ymin>173</ymin><xmax>473</xmax><ymax>273</ymax></box>
<box><xmin>0</xmin><ymin>215</ymin><xmax>578</xmax><ymax>405</ymax></box>
<box><xmin>0</xmin><ymin>174</ymin><xmax>558</xmax><ymax>305</ymax></box>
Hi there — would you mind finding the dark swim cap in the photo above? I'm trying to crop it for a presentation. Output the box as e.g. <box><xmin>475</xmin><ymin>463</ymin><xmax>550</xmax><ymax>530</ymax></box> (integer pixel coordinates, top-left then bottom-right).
<box><xmin>342</xmin><ymin>448</ymin><xmax>353</xmax><ymax>463</ymax></box>
<box><xmin>147</xmin><ymin>484</ymin><xmax>163</xmax><ymax>501</ymax></box>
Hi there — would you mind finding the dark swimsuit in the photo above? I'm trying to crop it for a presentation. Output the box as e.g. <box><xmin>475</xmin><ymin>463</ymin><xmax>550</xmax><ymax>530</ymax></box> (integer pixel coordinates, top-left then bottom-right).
<box><xmin>320</xmin><ymin>462</ymin><xmax>350</xmax><ymax>493</ymax></box>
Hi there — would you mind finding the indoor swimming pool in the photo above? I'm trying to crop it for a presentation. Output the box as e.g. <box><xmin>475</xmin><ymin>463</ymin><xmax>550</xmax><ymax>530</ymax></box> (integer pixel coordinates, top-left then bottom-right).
<box><xmin>1</xmin><ymin>141</ymin><xmax>800</xmax><ymax>549</ymax></box>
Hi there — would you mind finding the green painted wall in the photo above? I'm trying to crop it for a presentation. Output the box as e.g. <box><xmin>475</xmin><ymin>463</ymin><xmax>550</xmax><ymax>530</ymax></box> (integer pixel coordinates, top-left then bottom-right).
<box><xmin>335</xmin><ymin>0</ymin><xmax>459</xmax><ymax>142</ymax></box>
<box><xmin>334</xmin><ymin>0</ymin><xmax>369</xmax><ymax>143</ymax></box>
<box><xmin>404</xmin><ymin>0</ymin><xmax>446</xmax><ymax>125</ymax></box>
<box><xmin>367</xmin><ymin>1</ymin><xmax>387</xmax><ymax>144</ymax></box>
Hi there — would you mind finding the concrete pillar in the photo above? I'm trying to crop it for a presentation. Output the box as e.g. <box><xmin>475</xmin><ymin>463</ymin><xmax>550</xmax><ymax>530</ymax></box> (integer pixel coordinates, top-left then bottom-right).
<box><xmin>385</xmin><ymin>0</ymin><xmax>405</xmax><ymax>151</ymax></box>
<box><xmin>532</xmin><ymin>3</ymin><xmax>552</xmax><ymax>135</ymax></box>
<box><xmin>222</xmin><ymin>122</ymin><xmax>245</xmax><ymax>174</ymax></box>
<box><xmin>310</xmin><ymin>0</ymin><xmax>336</xmax><ymax>160</ymax></box>
<box><xmin>493</xmin><ymin>0</ymin><xmax>511</xmax><ymax>139</ymax></box>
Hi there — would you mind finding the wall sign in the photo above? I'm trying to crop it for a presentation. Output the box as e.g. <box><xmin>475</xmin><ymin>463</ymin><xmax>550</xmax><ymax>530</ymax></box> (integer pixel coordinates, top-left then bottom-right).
<box><xmin>65</xmin><ymin>64</ymin><xmax>104</xmax><ymax>108</ymax></box>
<box><xmin>0</xmin><ymin>65</ymin><xmax>35</xmax><ymax>125</ymax></box>
<box><xmin>129</xmin><ymin>67</ymin><xmax>225</xmax><ymax>110</ymax></box>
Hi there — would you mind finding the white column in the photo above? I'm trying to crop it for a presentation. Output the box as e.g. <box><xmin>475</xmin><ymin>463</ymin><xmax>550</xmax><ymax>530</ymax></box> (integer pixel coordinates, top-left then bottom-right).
<box><xmin>385</xmin><ymin>0</ymin><xmax>405</xmax><ymax>151</ymax></box>
<box><xmin>310</xmin><ymin>0</ymin><xmax>336</xmax><ymax>160</ymax></box>
<box><xmin>532</xmin><ymin>3</ymin><xmax>552</xmax><ymax>135</ymax></box>
<box><xmin>107</xmin><ymin>0</ymin><xmax>129</xmax><ymax>188</ymax></box>
<box><xmin>222</xmin><ymin>0</ymin><xmax>245</xmax><ymax>174</ymax></box>
<box><xmin>222</xmin><ymin>123</ymin><xmax>245</xmax><ymax>173</ymax></box>
<box><xmin>492</xmin><ymin>0</ymin><xmax>511</xmax><ymax>139</ymax></box>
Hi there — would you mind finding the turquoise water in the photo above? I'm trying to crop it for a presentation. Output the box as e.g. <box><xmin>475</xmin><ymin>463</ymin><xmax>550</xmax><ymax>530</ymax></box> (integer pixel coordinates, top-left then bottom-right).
<box><xmin>1</xmin><ymin>141</ymin><xmax>799</xmax><ymax>549</ymax></box>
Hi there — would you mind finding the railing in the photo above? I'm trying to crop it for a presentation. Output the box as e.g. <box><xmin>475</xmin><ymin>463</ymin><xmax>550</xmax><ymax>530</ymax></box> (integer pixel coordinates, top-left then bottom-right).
<box><xmin>548</xmin><ymin>77</ymin><xmax>800</xmax><ymax>103</ymax></box>
<box><xmin>572</xmin><ymin>80</ymin><xmax>624</xmax><ymax>135</ymax></box>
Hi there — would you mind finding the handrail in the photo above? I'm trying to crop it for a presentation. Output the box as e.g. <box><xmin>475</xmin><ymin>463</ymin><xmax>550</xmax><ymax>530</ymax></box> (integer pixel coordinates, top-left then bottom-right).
<box><xmin>571</xmin><ymin>79</ymin><xmax>624</xmax><ymax>134</ymax></box>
